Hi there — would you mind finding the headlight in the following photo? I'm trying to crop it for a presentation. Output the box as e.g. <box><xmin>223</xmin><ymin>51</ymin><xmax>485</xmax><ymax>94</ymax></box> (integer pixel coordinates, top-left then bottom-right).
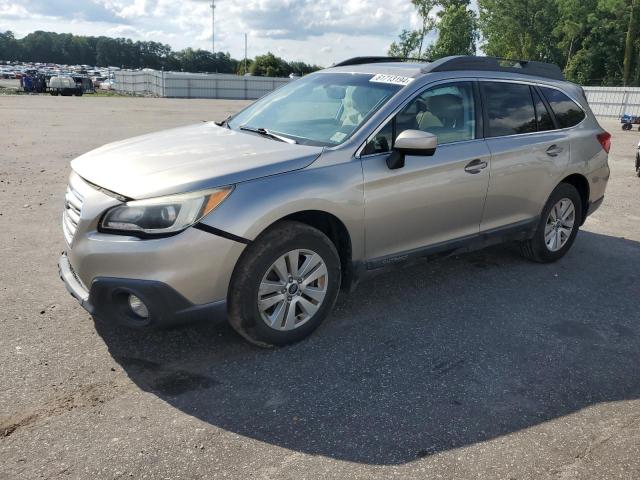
<box><xmin>100</xmin><ymin>186</ymin><xmax>233</xmax><ymax>237</ymax></box>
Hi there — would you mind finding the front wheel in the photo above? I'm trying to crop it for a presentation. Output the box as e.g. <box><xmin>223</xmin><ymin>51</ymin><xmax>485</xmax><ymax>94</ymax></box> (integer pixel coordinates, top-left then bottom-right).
<box><xmin>636</xmin><ymin>153</ymin><xmax>640</xmax><ymax>177</ymax></box>
<box><xmin>228</xmin><ymin>221</ymin><xmax>341</xmax><ymax>347</ymax></box>
<box><xmin>520</xmin><ymin>183</ymin><xmax>582</xmax><ymax>263</ymax></box>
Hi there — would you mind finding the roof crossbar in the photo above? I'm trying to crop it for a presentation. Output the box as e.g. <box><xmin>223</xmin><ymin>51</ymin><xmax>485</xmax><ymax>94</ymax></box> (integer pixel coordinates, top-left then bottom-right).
<box><xmin>425</xmin><ymin>56</ymin><xmax>565</xmax><ymax>81</ymax></box>
<box><xmin>333</xmin><ymin>56</ymin><xmax>429</xmax><ymax>67</ymax></box>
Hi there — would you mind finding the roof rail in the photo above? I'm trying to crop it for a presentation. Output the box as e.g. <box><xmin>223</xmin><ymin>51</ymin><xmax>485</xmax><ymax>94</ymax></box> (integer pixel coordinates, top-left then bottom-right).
<box><xmin>425</xmin><ymin>56</ymin><xmax>565</xmax><ymax>81</ymax></box>
<box><xmin>333</xmin><ymin>56</ymin><xmax>429</xmax><ymax>67</ymax></box>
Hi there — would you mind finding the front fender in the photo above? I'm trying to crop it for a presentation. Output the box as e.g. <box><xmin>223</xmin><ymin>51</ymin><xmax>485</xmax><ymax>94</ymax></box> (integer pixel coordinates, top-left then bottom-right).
<box><xmin>199</xmin><ymin>159</ymin><xmax>366</xmax><ymax>262</ymax></box>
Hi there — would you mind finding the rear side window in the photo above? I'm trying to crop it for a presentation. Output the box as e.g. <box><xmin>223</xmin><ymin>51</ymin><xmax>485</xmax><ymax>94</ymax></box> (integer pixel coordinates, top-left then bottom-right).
<box><xmin>532</xmin><ymin>88</ymin><xmax>555</xmax><ymax>131</ymax></box>
<box><xmin>540</xmin><ymin>87</ymin><xmax>586</xmax><ymax>128</ymax></box>
<box><xmin>482</xmin><ymin>82</ymin><xmax>537</xmax><ymax>137</ymax></box>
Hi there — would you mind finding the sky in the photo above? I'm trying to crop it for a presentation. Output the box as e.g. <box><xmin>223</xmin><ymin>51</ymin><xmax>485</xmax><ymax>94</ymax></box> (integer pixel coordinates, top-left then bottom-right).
<box><xmin>0</xmin><ymin>0</ymin><xmax>442</xmax><ymax>66</ymax></box>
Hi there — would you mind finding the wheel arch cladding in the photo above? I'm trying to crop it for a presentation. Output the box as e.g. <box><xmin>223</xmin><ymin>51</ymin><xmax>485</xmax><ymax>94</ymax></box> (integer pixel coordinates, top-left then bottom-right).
<box><xmin>263</xmin><ymin>210</ymin><xmax>354</xmax><ymax>291</ymax></box>
<box><xmin>560</xmin><ymin>173</ymin><xmax>590</xmax><ymax>224</ymax></box>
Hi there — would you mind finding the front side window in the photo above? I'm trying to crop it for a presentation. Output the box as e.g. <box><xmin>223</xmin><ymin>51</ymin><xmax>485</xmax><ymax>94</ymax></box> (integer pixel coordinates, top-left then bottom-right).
<box><xmin>483</xmin><ymin>82</ymin><xmax>537</xmax><ymax>137</ymax></box>
<box><xmin>401</xmin><ymin>82</ymin><xmax>476</xmax><ymax>144</ymax></box>
<box><xmin>540</xmin><ymin>87</ymin><xmax>586</xmax><ymax>129</ymax></box>
<box><xmin>228</xmin><ymin>73</ymin><xmax>403</xmax><ymax>147</ymax></box>
<box><xmin>362</xmin><ymin>82</ymin><xmax>476</xmax><ymax>155</ymax></box>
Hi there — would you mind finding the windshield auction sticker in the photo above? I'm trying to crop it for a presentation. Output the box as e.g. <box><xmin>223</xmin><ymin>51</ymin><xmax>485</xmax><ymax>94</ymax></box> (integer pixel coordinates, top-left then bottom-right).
<box><xmin>369</xmin><ymin>74</ymin><xmax>414</xmax><ymax>86</ymax></box>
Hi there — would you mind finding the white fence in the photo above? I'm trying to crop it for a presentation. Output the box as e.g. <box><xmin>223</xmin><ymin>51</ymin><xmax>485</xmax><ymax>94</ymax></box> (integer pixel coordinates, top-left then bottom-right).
<box><xmin>114</xmin><ymin>70</ymin><xmax>291</xmax><ymax>100</ymax></box>
<box><xmin>113</xmin><ymin>72</ymin><xmax>639</xmax><ymax>117</ymax></box>
<box><xmin>582</xmin><ymin>87</ymin><xmax>640</xmax><ymax>118</ymax></box>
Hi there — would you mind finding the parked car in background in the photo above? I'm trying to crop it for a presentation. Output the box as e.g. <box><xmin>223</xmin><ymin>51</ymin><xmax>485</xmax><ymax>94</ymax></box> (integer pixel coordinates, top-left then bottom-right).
<box><xmin>621</xmin><ymin>113</ymin><xmax>640</xmax><ymax>131</ymax></box>
<box><xmin>49</xmin><ymin>76</ymin><xmax>83</xmax><ymax>96</ymax></box>
<box><xmin>59</xmin><ymin>55</ymin><xmax>610</xmax><ymax>347</ymax></box>
<box><xmin>92</xmin><ymin>76</ymin><xmax>107</xmax><ymax>88</ymax></box>
<box><xmin>99</xmin><ymin>79</ymin><xmax>116</xmax><ymax>90</ymax></box>
<box><xmin>73</xmin><ymin>75</ymin><xmax>95</xmax><ymax>93</ymax></box>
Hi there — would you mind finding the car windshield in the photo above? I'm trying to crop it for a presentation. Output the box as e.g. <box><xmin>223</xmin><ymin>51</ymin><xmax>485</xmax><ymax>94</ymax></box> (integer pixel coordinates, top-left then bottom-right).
<box><xmin>228</xmin><ymin>73</ymin><xmax>405</xmax><ymax>147</ymax></box>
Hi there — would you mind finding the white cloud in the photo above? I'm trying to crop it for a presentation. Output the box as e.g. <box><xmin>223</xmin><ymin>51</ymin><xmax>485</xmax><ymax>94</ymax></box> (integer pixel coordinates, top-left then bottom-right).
<box><xmin>0</xmin><ymin>0</ymin><xmax>436</xmax><ymax>65</ymax></box>
<box><xmin>0</xmin><ymin>1</ymin><xmax>28</xmax><ymax>18</ymax></box>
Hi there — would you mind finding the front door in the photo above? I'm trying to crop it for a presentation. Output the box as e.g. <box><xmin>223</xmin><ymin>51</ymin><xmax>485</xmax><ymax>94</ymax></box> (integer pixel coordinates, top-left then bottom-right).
<box><xmin>361</xmin><ymin>81</ymin><xmax>491</xmax><ymax>262</ymax></box>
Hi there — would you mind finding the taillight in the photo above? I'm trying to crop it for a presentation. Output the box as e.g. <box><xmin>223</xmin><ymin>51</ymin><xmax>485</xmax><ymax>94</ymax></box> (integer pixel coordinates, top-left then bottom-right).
<box><xmin>597</xmin><ymin>132</ymin><xmax>611</xmax><ymax>154</ymax></box>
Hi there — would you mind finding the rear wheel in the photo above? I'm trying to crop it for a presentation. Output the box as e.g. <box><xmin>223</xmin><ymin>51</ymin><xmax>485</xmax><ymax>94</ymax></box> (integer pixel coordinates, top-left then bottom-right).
<box><xmin>636</xmin><ymin>153</ymin><xmax>640</xmax><ymax>177</ymax></box>
<box><xmin>228</xmin><ymin>221</ymin><xmax>341</xmax><ymax>347</ymax></box>
<box><xmin>521</xmin><ymin>183</ymin><xmax>582</xmax><ymax>263</ymax></box>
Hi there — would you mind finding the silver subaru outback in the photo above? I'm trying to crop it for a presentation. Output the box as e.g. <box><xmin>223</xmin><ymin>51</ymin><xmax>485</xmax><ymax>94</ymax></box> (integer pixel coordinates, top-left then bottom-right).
<box><xmin>59</xmin><ymin>56</ymin><xmax>611</xmax><ymax>346</ymax></box>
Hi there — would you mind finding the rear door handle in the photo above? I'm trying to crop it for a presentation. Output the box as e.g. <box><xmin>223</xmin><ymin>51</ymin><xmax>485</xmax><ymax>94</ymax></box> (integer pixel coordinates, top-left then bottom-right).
<box><xmin>546</xmin><ymin>145</ymin><xmax>564</xmax><ymax>157</ymax></box>
<box><xmin>464</xmin><ymin>159</ymin><xmax>488</xmax><ymax>174</ymax></box>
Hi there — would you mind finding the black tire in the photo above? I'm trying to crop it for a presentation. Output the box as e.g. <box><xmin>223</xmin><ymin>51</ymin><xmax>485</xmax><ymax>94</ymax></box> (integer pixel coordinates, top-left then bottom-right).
<box><xmin>228</xmin><ymin>221</ymin><xmax>341</xmax><ymax>347</ymax></box>
<box><xmin>520</xmin><ymin>183</ymin><xmax>583</xmax><ymax>263</ymax></box>
<box><xmin>636</xmin><ymin>154</ymin><xmax>640</xmax><ymax>177</ymax></box>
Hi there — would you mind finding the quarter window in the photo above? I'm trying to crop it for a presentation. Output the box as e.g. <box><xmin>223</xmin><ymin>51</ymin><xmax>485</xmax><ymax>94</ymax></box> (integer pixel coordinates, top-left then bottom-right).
<box><xmin>362</xmin><ymin>121</ymin><xmax>393</xmax><ymax>155</ymax></box>
<box><xmin>540</xmin><ymin>87</ymin><xmax>586</xmax><ymax>129</ymax></box>
<box><xmin>483</xmin><ymin>82</ymin><xmax>537</xmax><ymax>137</ymax></box>
<box><xmin>532</xmin><ymin>88</ymin><xmax>555</xmax><ymax>132</ymax></box>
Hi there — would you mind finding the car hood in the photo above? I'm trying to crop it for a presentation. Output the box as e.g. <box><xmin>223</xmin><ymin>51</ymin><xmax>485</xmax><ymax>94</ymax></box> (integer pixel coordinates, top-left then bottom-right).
<box><xmin>71</xmin><ymin>122</ymin><xmax>323</xmax><ymax>199</ymax></box>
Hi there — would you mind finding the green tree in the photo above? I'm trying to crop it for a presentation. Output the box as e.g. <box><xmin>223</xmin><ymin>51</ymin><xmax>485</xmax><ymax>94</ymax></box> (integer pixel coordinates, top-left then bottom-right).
<box><xmin>2</xmin><ymin>30</ymin><xmax>321</xmax><ymax>77</ymax></box>
<box><xmin>389</xmin><ymin>0</ymin><xmax>477</xmax><ymax>60</ymax></box>
<box><xmin>0</xmin><ymin>31</ymin><xmax>21</xmax><ymax>61</ymax></box>
<box><xmin>427</xmin><ymin>0</ymin><xmax>477</xmax><ymax>59</ymax></box>
<box><xmin>624</xmin><ymin>0</ymin><xmax>639</xmax><ymax>85</ymax></box>
<box><xmin>413</xmin><ymin>0</ymin><xmax>439</xmax><ymax>57</ymax></box>
<box><xmin>236</xmin><ymin>59</ymin><xmax>253</xmax><ymax>75</ymax></box>
<box><xmin>388</xmin><ymin>29</ymin><xmax>422</xmax><ymax>58</ymax></box>
<box><xmin>559</xmin><ymin>0</ymin><xmax>629</xmax><ymax>85</ymax></box>
<box><xmin>387</xmin><ymin>0</ymin><xmax>438</xmax><ymax>59</ymax></box>
<box><xmin>478</xmin><ymin>0</ymin><xmax>563</xmax><ymax>63</ymax></box>
<box><xmin>249</xmin><ymin>52</ymin><xmax>291</xmax><ymax>77</ymax></box>
<box><xmin>288</xmin><ymin>60</ymin><xmax>321</xmax><ymax>76</ymax></box>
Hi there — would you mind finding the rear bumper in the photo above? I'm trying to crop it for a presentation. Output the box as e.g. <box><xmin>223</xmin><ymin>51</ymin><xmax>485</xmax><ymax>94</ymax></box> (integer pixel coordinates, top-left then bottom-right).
<box><xmin>59</xmin><ymin>253</ymin><xmax>227</xmax><ymax>328</ymax></box>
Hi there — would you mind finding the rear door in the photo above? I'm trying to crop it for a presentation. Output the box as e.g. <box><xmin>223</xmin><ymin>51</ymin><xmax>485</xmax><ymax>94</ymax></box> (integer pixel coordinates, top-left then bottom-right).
<box><xmin>361</xmin><ymin>81</ymin><xmax>491</xmax><ymax>262</ymax></box>
<box><xmin>480</xmin><ymin>81</ymin><xmax>571</xmax><ymax>231</ymax></box>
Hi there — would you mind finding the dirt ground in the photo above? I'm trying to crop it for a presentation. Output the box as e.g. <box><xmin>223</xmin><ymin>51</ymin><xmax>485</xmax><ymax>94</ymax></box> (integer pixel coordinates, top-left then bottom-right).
<box><xmin>0</xmin><ymin>95</ymin><xmax>639</xmax><ymax>479</ymax></box>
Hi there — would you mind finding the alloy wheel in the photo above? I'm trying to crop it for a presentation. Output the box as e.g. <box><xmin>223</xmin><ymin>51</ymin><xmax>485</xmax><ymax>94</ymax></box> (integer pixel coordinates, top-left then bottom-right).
<box><xmin>544</xmin><ymin>198</ymin><xmax>576</xmax><ymax>252</ymax></box>
<box><xmin>258</xmin><ymin>249</ymin><xmax>328</xmax><ymax>331</ymax></box>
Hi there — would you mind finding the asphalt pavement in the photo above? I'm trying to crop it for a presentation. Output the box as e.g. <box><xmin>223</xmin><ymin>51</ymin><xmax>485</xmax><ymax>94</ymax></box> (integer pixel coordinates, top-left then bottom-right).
<box><xmin>0</xmin><ymin>96</ymin><xmax>639</xmax><ymax>479</ymax></box>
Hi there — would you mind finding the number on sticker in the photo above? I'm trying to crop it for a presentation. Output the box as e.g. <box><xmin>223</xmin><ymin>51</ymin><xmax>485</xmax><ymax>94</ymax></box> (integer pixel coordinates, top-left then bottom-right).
<box><xmin>370</xmin><ymin>74</ymin><xmax>414</xmax><ymax>86</ymax></box>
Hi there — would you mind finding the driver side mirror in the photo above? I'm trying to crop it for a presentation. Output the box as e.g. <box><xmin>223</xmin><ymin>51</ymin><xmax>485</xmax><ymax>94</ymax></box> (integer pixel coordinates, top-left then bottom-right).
<box><xmin>387</xmin><ymin>130</ymin><xmax>438</xmax><ymax>170</ymax></box>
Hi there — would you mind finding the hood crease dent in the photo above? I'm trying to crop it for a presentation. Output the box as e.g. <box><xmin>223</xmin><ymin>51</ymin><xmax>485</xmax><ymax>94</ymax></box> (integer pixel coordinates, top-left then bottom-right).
<box><xmin>71</xmin><ymin>122</ymin><xmax>323</xmax><ymax>199</ymax></box>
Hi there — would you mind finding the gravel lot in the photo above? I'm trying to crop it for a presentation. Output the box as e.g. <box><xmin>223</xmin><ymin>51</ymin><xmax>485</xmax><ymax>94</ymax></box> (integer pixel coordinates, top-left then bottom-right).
<box><xmin>1</xmin><ymin>96</ymin><xmax>639</xmax><ymax>480</ymax></box>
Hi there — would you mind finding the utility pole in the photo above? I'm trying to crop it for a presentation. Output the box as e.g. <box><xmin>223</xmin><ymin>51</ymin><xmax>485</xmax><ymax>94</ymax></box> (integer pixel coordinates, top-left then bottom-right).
<box><xmin>210</xmin><ymin>0</ymin><xmax>215</xmax><ymax>54</ymax></box>
<box><xmin>244</xmin><ymin>33</ymin><xmax>248</xmax><ymax>75</ymax></box>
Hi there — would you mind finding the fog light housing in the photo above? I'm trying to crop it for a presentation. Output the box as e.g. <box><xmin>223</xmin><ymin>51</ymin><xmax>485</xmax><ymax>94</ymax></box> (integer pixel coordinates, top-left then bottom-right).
<box><xmin>128</xmin><ymin>294</ymin><xmax>149</xmax><ymax>319</ymax></box>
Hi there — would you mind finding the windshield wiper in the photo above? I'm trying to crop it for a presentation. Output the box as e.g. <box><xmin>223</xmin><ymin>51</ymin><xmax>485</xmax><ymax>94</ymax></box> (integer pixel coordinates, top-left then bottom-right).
<box><xmin>215</xmin><ymin>115</ymin><xmax>231</xmax><ymax>128</ymax></box>
<box><xmin>239</xmin><ymin>125</ymin><xmax>297</xmax><ymax>144</ymax></box>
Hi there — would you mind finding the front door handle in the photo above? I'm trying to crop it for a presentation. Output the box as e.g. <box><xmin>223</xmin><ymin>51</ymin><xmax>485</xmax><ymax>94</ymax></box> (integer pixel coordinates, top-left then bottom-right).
<box><xmin>546</xmin><ymin>145</ymin><xmax>564</xmax><ymax>157</ymax></box>
<box><xmin>464</xmin><ymin>159</ymin><xmax>488</xmax><ymax>174</ymax></box>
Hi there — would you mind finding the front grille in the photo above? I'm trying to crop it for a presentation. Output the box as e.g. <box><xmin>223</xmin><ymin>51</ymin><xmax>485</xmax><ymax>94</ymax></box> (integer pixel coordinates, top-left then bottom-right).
<box><xmin>62</xmin><ymin>184</ymin><xmax>84</xmax><ymax>246</ymax></box>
